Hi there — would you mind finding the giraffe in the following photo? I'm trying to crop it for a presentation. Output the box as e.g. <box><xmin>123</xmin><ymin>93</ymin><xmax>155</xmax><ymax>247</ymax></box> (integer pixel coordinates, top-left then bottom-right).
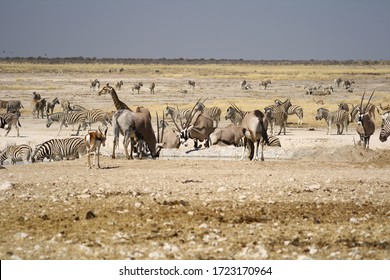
<box><xmin>98</xmin><ymin>84</ymin><xmax>132</xmax><ymax>111</ymax></box>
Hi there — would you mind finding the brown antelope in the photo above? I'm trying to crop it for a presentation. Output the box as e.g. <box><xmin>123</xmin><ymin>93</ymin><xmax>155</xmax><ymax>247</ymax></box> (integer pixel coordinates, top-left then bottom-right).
<box><xmin>170</xmin><ymin>99</ymin><xmax>214</xmax><ymax>149</ymax></box>
<box><xmin>356</xmin><ymin>91</ymin><xmax>376</xmax><ymax>148</ymax></box>
<box><xmin>228</xmin><ymin>102</ymin><xmax>269</xmax><ymax>161</ymax></box>
<box><xmin>85</xmin><ymin>127</ymin><xmax>108</xmax><ymax>169</ymax></box>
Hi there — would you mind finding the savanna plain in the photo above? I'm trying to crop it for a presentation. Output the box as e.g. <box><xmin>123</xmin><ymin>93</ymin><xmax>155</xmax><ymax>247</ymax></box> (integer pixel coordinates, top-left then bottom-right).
<box><xmin>0</xmin><ymin>61</ymin><xmax>389</xmax><ymax>260</ymax></box>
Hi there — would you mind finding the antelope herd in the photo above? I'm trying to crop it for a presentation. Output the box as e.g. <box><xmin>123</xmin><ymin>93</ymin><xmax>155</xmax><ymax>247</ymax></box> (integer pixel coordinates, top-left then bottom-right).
<box><xmin>0</xmin><ymin>76</ymin><xmax>390</xmax><ymax>168</ymax></box>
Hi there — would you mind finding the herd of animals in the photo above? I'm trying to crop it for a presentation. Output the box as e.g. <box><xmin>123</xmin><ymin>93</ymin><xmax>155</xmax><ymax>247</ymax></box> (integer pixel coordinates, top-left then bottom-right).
<box><xmin>1</xmin><ymin>77</ymin><xmax>390</xmax><ymax>168</ymax></box>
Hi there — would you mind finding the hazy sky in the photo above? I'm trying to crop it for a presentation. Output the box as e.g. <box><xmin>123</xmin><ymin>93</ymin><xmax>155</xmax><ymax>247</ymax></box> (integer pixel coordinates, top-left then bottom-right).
<box><xmin>1</xmin><ymin>0</ymin><xmax>390</xmax><ymax>60</ymax></box>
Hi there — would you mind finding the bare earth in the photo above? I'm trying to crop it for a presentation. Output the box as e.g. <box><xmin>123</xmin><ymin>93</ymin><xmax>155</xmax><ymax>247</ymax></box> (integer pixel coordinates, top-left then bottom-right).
<box><xmin>0</xmin><ymin>66</ymin><xmax>389</xmax><ymax>260</ymax></box>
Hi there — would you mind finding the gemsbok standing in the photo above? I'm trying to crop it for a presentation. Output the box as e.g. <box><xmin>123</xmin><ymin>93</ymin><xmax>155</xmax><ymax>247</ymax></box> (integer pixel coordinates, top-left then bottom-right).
<box><xmin>356</xmin><ymin>91</ymin><xmax>376</xmax><ymax>148</ymax></box>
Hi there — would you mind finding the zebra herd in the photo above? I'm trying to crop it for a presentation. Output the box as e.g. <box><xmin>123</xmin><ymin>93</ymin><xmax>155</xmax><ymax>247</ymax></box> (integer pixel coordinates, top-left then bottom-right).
<box><xmin>1</xmin><ymin>84</ymin><xmax>390</xmax><ymax>165</ymax></box>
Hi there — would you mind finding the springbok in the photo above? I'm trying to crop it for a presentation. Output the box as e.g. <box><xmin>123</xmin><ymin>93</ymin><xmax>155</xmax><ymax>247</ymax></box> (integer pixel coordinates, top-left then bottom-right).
<box><xmin>85</xmin><ymin>127</ymin><xmax>108</xmax><ymax>169</ymax></box>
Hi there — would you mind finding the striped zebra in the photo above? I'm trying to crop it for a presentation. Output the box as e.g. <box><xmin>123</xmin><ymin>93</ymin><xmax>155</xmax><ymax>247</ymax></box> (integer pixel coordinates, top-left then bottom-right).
<box><xmin>261</xmin><ymin>135</ymin><xmax>281</xmax><ymax>147</ymax></box>
<box><xmin>379</xmin><ymin>117</ymin><xmax>390</xmax><ymax>142</ymax></box>
<box><xmin>90</xmin><ymin>79</ymin><xmax>100</xmax><ymax>91</ymax></box>
<box><xmin>6</xmin><ymin>100</ymin><xmax>23</xmax><ymax>115</ymax></box>
<box><xmin>264</xmin><ymin>99</ymin><xmax>290</xmax><ymax>135</ymax></box>
<box><xmin>85</xmin><ymin>109</ymin><xmax>112</xmax><ymax>129</ymax></box>
<box><xmin>275</xmin><ymin>99</ymin><xmax>303</xmax><ymax>124</ymax></box>
<box><xmin>46</xmin><ymin>111</ymin><xmax>88</xmax><ymax>136</ymax></box>
<box><xmin>0</xmin><ymin>112</ymin><xmax>21</xmax><ymax>137</ymax></box>
<box><xmin>316</xmin><ymin>108</ymin><xmax>349</xmax><ymax>135</ymax></box>
<box><xmin>132</xmin><ymin>82</ymin><xmax>143</xmax><ymax>94</ymax></box>
<box><xmin>265</xmin><ymin>108</ymin><xmax>288</xmax><ymax>135</ymax></box>
<box><xmin>32</xmin><ymin>137</ymin><xmax>87</xmax><ymax>162</ymax></box>
<box><xmin>195</xmin><ymin>102</ymin><xmax>222</xmax><ymax>128</ymax></box>
<box><xmin>188</xmin><ymin>80</ymin><xmax>196</xmax><ymax>89</ymax></box>
<box><xmin>46</xmin><ymin>97</ymin><xmax>60</xmax><ymax>115</ymax></box>
<box><xmin>0</xmin><ymin>144</ymin><xmax>32</xmax><ymax>165</ymax></box>
<box><xmin>165</xmin><ymin>106</ymin><xmax>191</xmax><ymax>124</ymax></box>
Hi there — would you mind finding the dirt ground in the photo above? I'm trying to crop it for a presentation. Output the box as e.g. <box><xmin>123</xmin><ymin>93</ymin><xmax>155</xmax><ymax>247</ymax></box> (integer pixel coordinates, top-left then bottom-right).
<box><xmin>0</xmin><ymin>64</ymin><xmax>389</xmax><ymax>260</ymax></box>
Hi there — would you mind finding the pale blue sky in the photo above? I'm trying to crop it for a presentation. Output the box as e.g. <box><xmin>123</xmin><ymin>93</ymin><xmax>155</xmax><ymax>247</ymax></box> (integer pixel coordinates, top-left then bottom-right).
<box><xmin>1</xmin><ymin>0</ymin><xmax>389</xmax><ymax>60</ymax></box>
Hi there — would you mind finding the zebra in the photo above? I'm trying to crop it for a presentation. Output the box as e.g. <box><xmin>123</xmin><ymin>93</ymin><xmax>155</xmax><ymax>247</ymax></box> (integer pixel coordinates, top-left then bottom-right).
<box><xmin>265</xmin><ymin>108</ymin><xmax>288</xmax><ymax>135</ymax></box>
<box><xmin>132</xmin><ymin>82</ymin><xmax>143</xmax><ymax>94</ymax></box>
<box><xmin>275</xmin><ymin>99</ymin><xmax>303</xmax><ymax>124</ymax></box>
<box><xmin>32</xmin><ymin>137</ymin><xmax>86</xmax><ymax>162</ymax></box>
<box><xmin>315</xmin><ymin>108</ymin><xmax>349</xmax><ymax>135</ymax></box>
<box><xmin>343</xmin><ymin>79</ymin><xmax>355</xmax><ymax>89</ymax></box>
<box><xmin>261</xmin><ymin>135</ymin><xmax>281</xmax><ymax>147</ymax></box>
<box><xmin>164</xmin><ymin>106</ymin><xmax>191</xmax><ymax>124</ymax></box>
<box><xmin>379</xmin><ymin>117</ymin><xmax>390</xmax><ymax>142</ymax></box>
<box><xmin>46</xmin><ymin>111</ymin><xmax>88</xmax><ymax>136</ymax></box>
<box><xmin>263</xmin><ymin>99</ymin><xmax>290</xmax><ymax>135</ymax></box>
<box><xmin>61</xmin><ymin>99</ymin><xmax>72</xmax><ymax>112</ymax></box>
<box><xmin>115</xmin><ymin>81</ymin><xmax>123</xmax><ymax>91</ymax></box>
<box><xmin>0</xmin><ymin>112</ymin><xmax>21</xmax><ymax>137</ymax></box>
<box><xmin>90</xmin><ymin>79</ymin><xmax>100</xmax><ymax>91</ymax></box>
<box><xmin>260</xmin><ymin>79</ymin><xmax>272</xmax><ymax>90</ymax></box>
<box><xmin>334</xmin><ymin>78</ymin><xmax>343</xmax><ymax>87</ymax></box>
<box><xmin>240</xmin><ymin>80</ymin><xmax>246</xmax><ymax>90</ymax></box>
<box><xmin>149</xmin><ymin>82</ymin><xmax>155</xmax><ymax>94</ymax></box>
<box><xmin>85</xmin><ymin>109</ymin><xmax>112</xmax><ymax>129</ymax></box>
<box><xmin>46</xmin><ymin>97</ymin><xmax>60</xmax><ymax>115</ymax></box>
<box><xmin>6</xmin><ymin>100</ymin><xmax>23</xmax><ymax>115</ymax></box>
<box><xmin>188</xmin><ymin>80</ymin><xmax>196</xmax><ymax>89</ymax></box>
<box><xmin>34</xmin><ymin>98</ymin><xmax>47</xmax><ymax>119</ymax></box>
<box><xmin>194</xmin><ymin>102</ymin><xmax>222</xmax><ymax>128</ymax></box>
<box><xmin>0</xmin><ymin>144</ymin><xmax>32</xmax><ymax>165</ymax></box>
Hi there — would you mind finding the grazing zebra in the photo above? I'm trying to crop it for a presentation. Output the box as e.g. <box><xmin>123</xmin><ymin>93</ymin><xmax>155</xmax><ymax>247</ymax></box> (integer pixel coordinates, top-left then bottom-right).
<box><xmin>316</xmin><ymin>108</ymin><xmax>349</xmax><ymax>135</ymax></box>
<box><xmin>379</xmin><ymin>117</ymin><xmax>390</xmax><ymax>142</ymax></box>
<box><xmin>6</xmin><ymin>100</ymin><xmax>23</xmax><ymax>115</ymax></box>
<box><xmin>132</xmin><ymin>82</ymin><xmax>143</xmax><ymax>94</ymax></box>
<box><xmin>46</xmin><ymin>97</ymin><xmax>60</xmax><ymax>115</ymax></box>
<box><xmin>115</xmin><ymin>80</ymin><xmax>123</xmax><ymax>91</ymax></box>
<box><xmin>260</xmin><ymin>79</ymin><xmax>272</xmax><ymax>90</ymax></box>
<box><xmin>351</xmin><ymin>103</ymin><xmax>379</xmax><ymax>122</ymax></box>
<box><xmin>275</xmin><ymin>99</ymin><xmax>303</xmax><ymax>125</ymax></box>
<box><xmin>165</xmin><ymin>106</ymin><xmax>191</xmax><ymax>123</ymax></box>
<box><xmin>85</xmin><ymin>109</ymin><xmax>112</xmax><ymax>128</ymax></box>
<box><xmin>195</xmin><ymin>102</ymin><xmax>222</xmax><ymax>128</ymax></box>
<box><xmin>90</xmin><ymin>79</ymin><xmax>100</xmax><ymax>91</ymax></box>
<box><xmin>188</xmin><ymin>80</ymin><xmax>196</xmax><ymax>89</ymax></box>
<box><xmin>32</xmin><ymin>137</ymin><xmax>87</xmax><ymax>162</ymax></box>
<box><xmin>0</xmin><ymin>112</ymin><xmax>21</xmax><ymax>137</ymax></box>
<box><xmin>0</xmin><ymin>144</ymin><xmax>32</xmax><ymax>165</ymax></box>
<box><xmin>261</xmin><ymin>135</ymin><xmax>281</xmax><ymax>147</ymax></box>
<box><xmin>149</xmin><ymin>82</ymin><xmax>155</xmax><ymax>94</ymax></box>
<box><xmin>46</xmin><ymin>111</ymin><xmax>88</xmax><ymax>136</ymax></box>
<box><xmin>34</xmin><ymin>98</ymin><xmax>47</xmax><ymax>119</ymax></box>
